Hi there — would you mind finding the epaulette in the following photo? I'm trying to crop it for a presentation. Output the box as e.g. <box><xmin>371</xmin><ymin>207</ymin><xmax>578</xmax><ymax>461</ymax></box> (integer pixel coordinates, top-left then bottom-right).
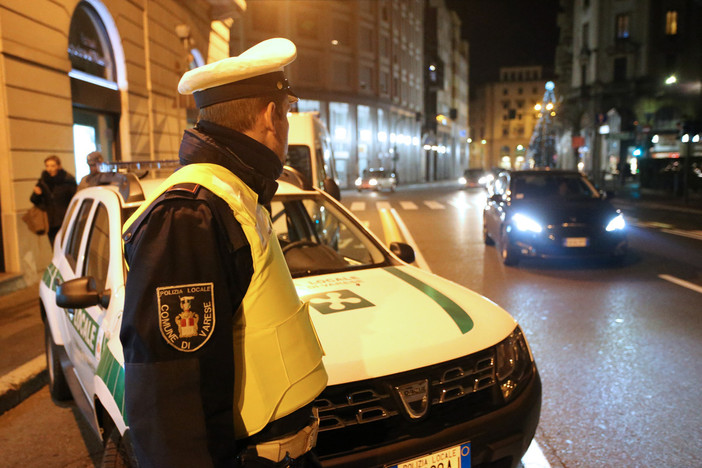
<box><xmin>165</xmin><ymin>183</ymin><xmax>201</xmax><ymax>198</ymax></box>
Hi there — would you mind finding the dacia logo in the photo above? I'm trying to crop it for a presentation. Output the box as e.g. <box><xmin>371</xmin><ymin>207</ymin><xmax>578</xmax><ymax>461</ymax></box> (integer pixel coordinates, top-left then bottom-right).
<box><xmin>394</xmin><ymin>379</ymin><xmax>429</xmax><ymax>419</ymax></box>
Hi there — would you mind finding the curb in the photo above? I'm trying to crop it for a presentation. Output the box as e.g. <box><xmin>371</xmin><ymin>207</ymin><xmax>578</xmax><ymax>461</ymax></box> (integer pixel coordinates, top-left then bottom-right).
<box><xmin>0</xmin><ymin>354</ymin><xmax>48</xmax><ymax>415</ymax></box>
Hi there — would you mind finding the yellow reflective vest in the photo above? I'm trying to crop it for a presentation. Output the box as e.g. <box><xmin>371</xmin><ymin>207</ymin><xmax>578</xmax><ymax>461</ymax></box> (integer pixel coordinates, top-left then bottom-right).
<box><xmin>123</xmin><ymin>163</ymin><xmax>328</xmax><ymax>438</ymax></box>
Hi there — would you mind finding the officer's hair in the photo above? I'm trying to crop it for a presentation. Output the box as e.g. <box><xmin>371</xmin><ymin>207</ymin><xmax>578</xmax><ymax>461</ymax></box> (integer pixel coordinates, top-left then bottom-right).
<box><xmin>197</xmin><ymin>94</ymin><xmax>287</xmax><ymax>132</ymax></box>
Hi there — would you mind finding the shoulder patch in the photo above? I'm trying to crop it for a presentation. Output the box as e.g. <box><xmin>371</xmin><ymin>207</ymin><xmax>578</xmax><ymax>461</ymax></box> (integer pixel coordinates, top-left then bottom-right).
<box><xmin>156</xmin><ymin>282</ymin><xmax>215</xmax><ymax>352</ymax></box>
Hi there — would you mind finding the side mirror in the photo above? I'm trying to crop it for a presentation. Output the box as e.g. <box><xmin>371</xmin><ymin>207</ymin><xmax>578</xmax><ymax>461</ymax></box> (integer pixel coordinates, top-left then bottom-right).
<box><xmin>323</xmin><ymin>177</ymin><xmax>341</xmax><ymax>201</ymax></box>
<box><xmin>389</xmin><ymin>242</ymin><xmax>415</xmax><ymax>264</ymax></box>
<box><xmin>56</xmin><ymin>277</ymin><xmax>111</xmax><ymax>309</ymax></box>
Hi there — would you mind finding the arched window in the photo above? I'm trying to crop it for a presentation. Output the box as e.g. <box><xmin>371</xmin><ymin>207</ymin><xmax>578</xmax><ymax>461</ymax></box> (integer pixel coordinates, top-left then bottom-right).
<box><xmin>68</xmin><ymin>1</ymin><xmax>121</xmax><ymax>180</ymax></box>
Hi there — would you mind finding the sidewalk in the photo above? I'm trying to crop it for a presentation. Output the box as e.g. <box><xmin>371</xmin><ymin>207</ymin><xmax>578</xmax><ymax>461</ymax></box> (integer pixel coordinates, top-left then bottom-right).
<box><xmin>0</xmin><ymin>283</ymin><xmax>47</xmax><ymax>415</ymax></box>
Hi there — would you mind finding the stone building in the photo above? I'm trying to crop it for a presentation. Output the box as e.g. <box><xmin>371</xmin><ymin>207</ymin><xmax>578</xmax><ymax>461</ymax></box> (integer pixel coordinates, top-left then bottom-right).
<box><xmin>555</xmin><ymin>0</ymin><xmax>702</xmax><ymax>188</ymax></box>
<box><xmin>0</xmin><ymin>0</ymin><xmax>244</xmax><ymax>285</ymax></box>
<box><xmin>471</xmin><ymin>66</ymin><xmax>547</xmax><ymax>170</ymax></box>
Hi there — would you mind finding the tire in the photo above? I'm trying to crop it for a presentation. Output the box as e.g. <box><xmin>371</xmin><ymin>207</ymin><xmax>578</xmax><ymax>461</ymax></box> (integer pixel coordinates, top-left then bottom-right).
<box><xmin>102</xmin><ymin>428</ymin><xmax>138</xmax><ymax>468</ymax></box>
<box><xmin>499</xmin><ymin>226</ymin><xmax>519</xmax><ymax>266</ymax></box>
<box><xmin>45</xmin><ymin>323</ymin><xmax>72</xmax><ymax>402</ymax></box>
<box><xmin>483</xmin><ymin>219</ymin><xmax>495</xmax><ymax>245</ymax></box>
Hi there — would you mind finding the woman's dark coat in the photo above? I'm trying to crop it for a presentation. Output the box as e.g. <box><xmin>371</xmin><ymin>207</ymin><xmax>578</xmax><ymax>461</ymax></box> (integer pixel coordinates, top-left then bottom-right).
<box><xmin>30</xmin><ymin>169</ymin><xmax>77</xmax><ymax>229</ymax></box>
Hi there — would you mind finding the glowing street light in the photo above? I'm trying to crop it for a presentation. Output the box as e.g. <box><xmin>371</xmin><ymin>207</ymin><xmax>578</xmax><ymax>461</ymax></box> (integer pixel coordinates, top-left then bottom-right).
<box><xmin>665</xmin><ymin>75</ymin><xmax>677</xmax><ymax>85</ymax></box>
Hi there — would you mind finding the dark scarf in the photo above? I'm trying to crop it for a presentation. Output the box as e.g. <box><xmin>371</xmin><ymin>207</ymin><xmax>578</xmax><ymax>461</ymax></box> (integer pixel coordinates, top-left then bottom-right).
<box><xmin>40</xmin><ymin>169</ymin><xmax>71</xmax><ymax>192</ymax></box>
<box><xmin>178</xmin><ymin>120</ymin><xmax>283</xmax><ymax>205</ymax></box>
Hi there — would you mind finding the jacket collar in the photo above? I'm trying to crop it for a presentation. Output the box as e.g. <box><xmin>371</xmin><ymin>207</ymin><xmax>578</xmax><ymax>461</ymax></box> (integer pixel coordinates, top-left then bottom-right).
<box><xmin>178</xmin><ymin>121</ymin><xmax>282</xmax><ymax>205</ymax></box>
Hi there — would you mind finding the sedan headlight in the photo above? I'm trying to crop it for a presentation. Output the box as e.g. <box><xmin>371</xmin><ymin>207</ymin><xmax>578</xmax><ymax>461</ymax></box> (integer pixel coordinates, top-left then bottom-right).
<box><xmin>355</xmin><ymin>177</ymin><xmax>362</xmax><ymax>186</ymax></box>
<box><xmin>459</xmin><ymin>176</ymin><xmax>467</xmax><ymax>184</ymax></box>
<box><xmin>495</xmin><ymin>327</ymin><xmax>534</xmax><ymax>402</ymax></box>
<box><xmin>606</xmin><ymin>213</ymin><xmax>626</xmax><ymax>232</ymax></box>
<box><xmin>369</xmin><ymin>178</ymin><xmax>378</xmax><ymax>186</ymax></box>
<box><xmin>512</xmin><ymin>213</ymin><xmax>543</xmax><ymax>233</ymax></box>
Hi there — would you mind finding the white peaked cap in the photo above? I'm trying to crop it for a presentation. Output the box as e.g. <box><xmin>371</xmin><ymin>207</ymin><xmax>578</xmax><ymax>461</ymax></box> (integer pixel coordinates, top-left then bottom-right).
<box><xmin>178</xmin><ymin>38</ymin><xmax>298</xmax><ymax>108</ymax></box>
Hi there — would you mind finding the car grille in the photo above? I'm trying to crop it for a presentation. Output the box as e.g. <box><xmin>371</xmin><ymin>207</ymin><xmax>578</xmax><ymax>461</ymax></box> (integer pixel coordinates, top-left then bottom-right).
<box><xmin>314</xmin><ymin>347</ymin><xmax>501</xmax><ymax>460</ymax></box>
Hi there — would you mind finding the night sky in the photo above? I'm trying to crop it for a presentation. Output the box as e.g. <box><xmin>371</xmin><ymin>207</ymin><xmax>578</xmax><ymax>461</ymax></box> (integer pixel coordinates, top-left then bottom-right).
<box><xmin>445</xmin><ymin>0</ymin><xmax>561</xmax><ymax>86</ymax></box>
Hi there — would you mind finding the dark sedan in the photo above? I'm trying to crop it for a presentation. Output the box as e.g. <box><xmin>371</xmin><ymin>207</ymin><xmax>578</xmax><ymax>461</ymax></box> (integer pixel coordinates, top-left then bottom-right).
<box><xmin>483</xmin><ymin>169</ymin><xmax>628</xmax><ymax>266</ymax></box>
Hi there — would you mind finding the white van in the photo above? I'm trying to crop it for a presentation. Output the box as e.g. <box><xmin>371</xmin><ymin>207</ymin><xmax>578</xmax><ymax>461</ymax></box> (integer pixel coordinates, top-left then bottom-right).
<box><xmin>286</xmin><ymin>112</ymin><xmax>341</xmax><ymax>199</ymax></box>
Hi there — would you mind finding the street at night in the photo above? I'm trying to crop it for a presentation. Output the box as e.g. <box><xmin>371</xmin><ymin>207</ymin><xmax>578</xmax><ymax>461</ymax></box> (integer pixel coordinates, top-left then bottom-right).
<box><xmin>2</xmin><ymin>183</ymin><xmax>701</xmax><ymax>467</ymax></box>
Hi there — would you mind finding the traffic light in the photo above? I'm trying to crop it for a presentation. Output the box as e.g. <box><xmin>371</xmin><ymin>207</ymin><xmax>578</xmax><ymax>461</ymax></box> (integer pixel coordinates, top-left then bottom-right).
<box><xmin>632</xmin><ymin>147</ymin><xmax>643</xmax><ymax>157</ymax></box>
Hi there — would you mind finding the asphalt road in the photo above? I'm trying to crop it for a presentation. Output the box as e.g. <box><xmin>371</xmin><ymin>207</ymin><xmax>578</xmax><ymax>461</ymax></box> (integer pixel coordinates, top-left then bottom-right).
<box><xmin>345</xmin><ymin>184</ymin><xmax>702</xmax><ymax>468</ymax></box>
<box><xmin>2</xmin><ymin>183</ymin><xmax>701</xmax><ymax>467</ymax></box>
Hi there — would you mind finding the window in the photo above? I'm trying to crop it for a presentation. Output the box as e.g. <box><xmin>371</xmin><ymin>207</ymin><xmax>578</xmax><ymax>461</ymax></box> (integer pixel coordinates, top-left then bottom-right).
<box><xmin>613</xmin><ymin>57</ymin><xmax>627</xmax><ymax>82</ymax></box>
<box><xmin>65</xmin><ymin>199</ymin><xmax>93</xmax><ymax>271</ymax></box>
<box><xmin>582</xmin><ymin>22</ymin><xmax>589</xmax><ymax>50</ymax></box>
<box><xmin>502</xmin><ymin>100</ymin><xmax>510</xmax><ymax>110</ymax></box>
<box><xmin>581</xmin><ymin>64</ymin><xmax>588</xmax><ymax>86</ymax></box>
<box><xmin>616</xmin><ymin>14</ymin><xmax>630</xmax><ymax>40</ymax></box>
<box><xmin>85</xmin><ymin>203</ymin><xmax>110</xmax><ymax>293</ymax></box>
<box><xmin>502</xmin><ymin>126</ymin><xmax>510</xmax><ymax>136</ymax></box>
<box><xmin>666</xmin><ymin>11</ymin><xmax>678</xmax><ymax>35</ymax></box>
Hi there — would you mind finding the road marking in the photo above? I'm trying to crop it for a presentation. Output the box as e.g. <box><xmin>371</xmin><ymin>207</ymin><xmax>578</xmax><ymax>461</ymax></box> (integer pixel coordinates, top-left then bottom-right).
<box><xmin>378</xmin><ymin>208</ymin><xmax>403</xmax><ymax>245</ymax></box>
<box><xmin>521</xmin><ymin>439</ymin><xmax>551</xmax><ymax>468</ymax></box>
<box><xmin>448</xmin><ymin>199</ymin><xmax>474</xmax><ymax>211</ymax></box>
<box><xmin>376</xmin><ymin>201</ymin><xmax>392</xmax><ymax>211</ymax></box>
<box><xmin>659</xmin><ymin>274</ymin><xmax>702</xmax><ymax>294</ymax></box>
<box><xmin>350</xmin><ymin>201</ymin><xmax>365</xmax><ymax>211</ymax></box>
<box><xmin>389</xmin><ymin>208</ymin><xmax>432</xmax><ymax>272</ymax></box>
<box><xmin>661</xmin><ymin>229</ymin><xmax>702</xmax><ymax>241</ymax></box>
<box><xmin>424</xmin><ymin>200</ymin><xmax>445</xmax><ymax>210</ymax></box>
<box><xmin>399</xmin><ymin>201</ymin><xmax>419</xmax><ymax>210</ymax></box>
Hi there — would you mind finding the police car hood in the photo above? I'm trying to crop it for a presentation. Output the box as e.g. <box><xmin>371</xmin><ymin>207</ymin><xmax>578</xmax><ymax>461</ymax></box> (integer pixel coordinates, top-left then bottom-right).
<box><xmin>294</xmin><ymin>265</ymin><xmax>517</xmax><ymax>385</ymax></box>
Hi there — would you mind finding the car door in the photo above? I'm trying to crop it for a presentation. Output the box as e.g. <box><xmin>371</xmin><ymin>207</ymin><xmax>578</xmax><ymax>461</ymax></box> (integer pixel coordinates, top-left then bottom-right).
<box><xmin>63</xmin><ymin>191</ymin><xmax>122</xmax><ymax>400</ymax></box>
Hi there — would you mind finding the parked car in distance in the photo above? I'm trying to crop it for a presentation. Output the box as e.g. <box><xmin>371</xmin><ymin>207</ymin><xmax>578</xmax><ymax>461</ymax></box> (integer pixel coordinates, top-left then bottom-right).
<box><xmin>483</xmin><ymin>169</ymin><xmax>628</xmax><ymax>266</ymax></box>
<box><xmin>41</xmin><ymin>162</ymin><xmax>540</xmax><ymax>468</ymax></box>
<box><xmin>355</xmin><ymin>168</ymin><xmax>397</xmax><ymax>192</ymax></box>
<box><xmin>459</xmin><ymin>168</ymin><xmax>489</xmax><ymax>188</ymax></box>
<box><xmin>287</xmin><ymin>111</ymin><xmax>340</xmax><ymax>199</ymax></box>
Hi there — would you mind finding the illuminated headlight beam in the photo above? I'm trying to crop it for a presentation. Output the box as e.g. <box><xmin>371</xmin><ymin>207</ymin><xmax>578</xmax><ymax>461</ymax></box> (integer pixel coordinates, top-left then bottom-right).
<box><xmin>606</xmin><ymin>213</ymin><xmax>626</xmax><ymax>232</ymax></box>
<box><xmin>512</xmin><ymin>213</ymin><xmax>543</xmax><ymax>233</ymax></box>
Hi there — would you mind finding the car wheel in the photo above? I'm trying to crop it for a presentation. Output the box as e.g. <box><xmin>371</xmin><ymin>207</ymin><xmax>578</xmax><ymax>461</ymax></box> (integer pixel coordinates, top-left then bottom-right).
<box><xmin>500</xmin><ymin>226</ymin><xmax>519</xmax><ymax>266</ymax></box>
<box><xmin>102</xmin><ymin>428</ymin><xmax>138</xmax><ymax>468</ymax></box>
<box><xmin>483</xmin><ymin>219</ymin><xmax>494</xmax><ymax>245</ymax></box>
<box><xmin>45</xmin><ymin>323</ymin><xmax>72</xmax><ymax>402</ymax></box>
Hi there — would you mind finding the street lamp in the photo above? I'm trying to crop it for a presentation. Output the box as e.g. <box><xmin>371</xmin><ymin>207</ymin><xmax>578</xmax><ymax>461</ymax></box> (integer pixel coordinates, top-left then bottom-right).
<box><xmin>665</xmin><ymin>75</ymin><xmax>677</xmax><ymax>85</ymax></box>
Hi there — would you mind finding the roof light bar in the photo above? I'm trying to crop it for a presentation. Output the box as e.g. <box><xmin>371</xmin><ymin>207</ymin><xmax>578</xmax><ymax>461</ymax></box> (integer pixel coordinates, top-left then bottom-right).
<box><xmin>99</xmin><ymin>160</ymin><xmax>181</xmax><ymax>173</ymax></box>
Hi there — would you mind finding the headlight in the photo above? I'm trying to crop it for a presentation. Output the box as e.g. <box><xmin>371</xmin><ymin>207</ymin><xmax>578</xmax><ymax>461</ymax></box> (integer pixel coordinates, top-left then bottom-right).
<box><xmin>459</xmin><ymin>176</ymin><xmax>467</xmax><ymax>184</ymax></box>
<box><xmin>512</xmin><ymin>213</ymin><xmax>543</xmax><ymax>233</ymax></box>
<box><xmin>369</xmin><ymin>178</ymin><xmax>378</xmax><ymax>186</ymax></box>
<box><xmin>606</xmin><ymin>213</ymin><xmax>626</xmax><ymax>231</ymax></box>
<box><xmin>495</xmin><ymin>327</ymin><xmax>534</xmax><ymax>402</ymax></box>
<box><xmin>355</xmin><ymin>177</ymin><xmax>362</xmax><ymax>186</ymax></box>
<box><xmin>478</xmin><ymin>176</ymin><xmax>487</xmax><ymax>185</ymax></box>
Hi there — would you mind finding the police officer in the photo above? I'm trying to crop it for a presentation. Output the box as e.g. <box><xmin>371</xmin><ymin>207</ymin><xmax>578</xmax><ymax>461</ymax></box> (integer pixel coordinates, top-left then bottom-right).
<box><xmin>120</xmin><ymin>38</ymin><xmax>328</xmax><ymax>468</ymax></box>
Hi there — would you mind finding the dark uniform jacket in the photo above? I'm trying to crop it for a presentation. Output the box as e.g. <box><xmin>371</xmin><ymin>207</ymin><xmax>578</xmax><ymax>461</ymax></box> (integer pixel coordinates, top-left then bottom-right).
<box><xmin>121</xmin><ymin>121</ymin><xmax>314</xmax><ymax>468</ymax></box>
<box><xmin>30</xmin><ymin>169</ymin><xmax>77</xmax><ymax>229</ymax></box>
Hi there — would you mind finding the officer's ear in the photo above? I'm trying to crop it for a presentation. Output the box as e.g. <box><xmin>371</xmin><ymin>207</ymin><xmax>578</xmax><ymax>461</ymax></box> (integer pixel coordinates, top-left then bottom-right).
<box><xmin>262</xmin><ymin>101</ymin><xmax>277</xmax><ymax>133</ymax></box>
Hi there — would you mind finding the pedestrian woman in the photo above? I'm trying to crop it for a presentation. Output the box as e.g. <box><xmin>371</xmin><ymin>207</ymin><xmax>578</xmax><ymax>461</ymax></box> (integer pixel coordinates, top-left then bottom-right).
<box><xmin>30</xmin><ymin>155</ymin><xmax>77</xmax><ymax>246</ymax></box>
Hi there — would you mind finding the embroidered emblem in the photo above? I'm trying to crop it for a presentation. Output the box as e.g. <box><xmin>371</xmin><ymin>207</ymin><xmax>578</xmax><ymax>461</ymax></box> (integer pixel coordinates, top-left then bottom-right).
<box><xmin>302</xmin><ymin>290</ymin><xmax>374</xmax><ymax>314</ymax></box>
<box><xmin>156</xmin><ymin>283</ymin><xmax>215</xmax><ymax>352</ymax></box>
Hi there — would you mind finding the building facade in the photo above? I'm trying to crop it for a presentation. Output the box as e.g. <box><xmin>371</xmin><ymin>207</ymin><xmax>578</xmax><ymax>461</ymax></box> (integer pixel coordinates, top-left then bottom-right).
<box><xmin>232</xmin><ymin>0</ymin><xmax>427</xmax><ymax>188</ymax></box>
<box><xmin>423</xmin><ymin>0</ymin><xmax>470</xmax><ymax>181</ymax></box>
<box><xmin>0</xmin><ymin>0</ymin><xmax>244</xmax><ymax>284</ymax></box>
<box><xmin>555</xmin><ymin>0</ymin><xmax>702</xmax><ymax>188</ymax></box>
<box><xmin>471</xmin><ymin>66</ymin><xmax>547</xmax><ymax>170</ymax></box>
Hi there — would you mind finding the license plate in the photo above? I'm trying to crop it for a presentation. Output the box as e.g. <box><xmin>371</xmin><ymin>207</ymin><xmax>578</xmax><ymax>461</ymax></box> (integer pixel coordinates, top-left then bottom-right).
<box><xmin>564</xmin><ymin>237</ymin><xmax>588</xmax><ymax>247</ymax></box>
<box><xmin>386</xmin><ymin>442</ymin><xmax>471</xmax><ymax>468</ymax></box>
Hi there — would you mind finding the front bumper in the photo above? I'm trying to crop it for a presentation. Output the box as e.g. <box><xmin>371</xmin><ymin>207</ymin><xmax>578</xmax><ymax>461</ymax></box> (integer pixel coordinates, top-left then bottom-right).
<box><xmin>510</xmin><ymin>229</ymin><xmax>628</xmax><ymax>260</ymax></box>
<box><xmin>319</xmin><ymin>367</ymin><xmax>542</xmax><ymax>468</ymax></box>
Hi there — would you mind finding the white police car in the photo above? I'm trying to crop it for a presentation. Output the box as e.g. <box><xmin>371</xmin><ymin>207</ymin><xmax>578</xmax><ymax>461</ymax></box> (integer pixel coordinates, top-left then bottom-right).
<box><xmin>40</xmin><ymin>162</ymin><xmax>541</xmax><ymax>468</ymax></box>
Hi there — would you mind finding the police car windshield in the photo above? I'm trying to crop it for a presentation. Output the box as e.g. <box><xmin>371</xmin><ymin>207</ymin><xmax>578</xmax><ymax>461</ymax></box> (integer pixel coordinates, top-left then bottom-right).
<box><xmin>270</xmin><ymin>195</ymin><xmax>389</xmax><ymax>277</ymax></box>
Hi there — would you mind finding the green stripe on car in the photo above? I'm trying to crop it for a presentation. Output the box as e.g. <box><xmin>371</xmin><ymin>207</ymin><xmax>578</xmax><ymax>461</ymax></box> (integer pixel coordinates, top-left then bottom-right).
<box><xmin>385</xmin><ymin>267</ymin><xmax>474</xmax><ymax>334</ymax></box>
